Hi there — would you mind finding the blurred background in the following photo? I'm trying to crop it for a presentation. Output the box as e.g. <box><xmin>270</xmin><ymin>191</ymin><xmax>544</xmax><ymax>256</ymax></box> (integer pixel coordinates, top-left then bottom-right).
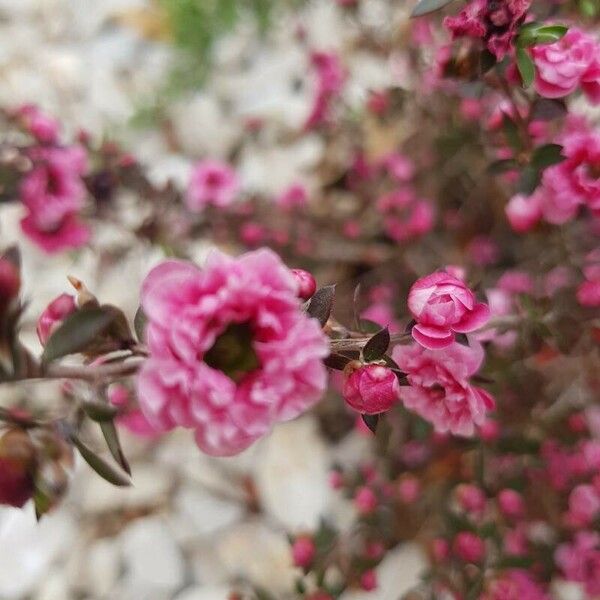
<box><xmin>0</xmin><ymin>1</ymin><xmax>426</xmax><ymax>599</ymax></box>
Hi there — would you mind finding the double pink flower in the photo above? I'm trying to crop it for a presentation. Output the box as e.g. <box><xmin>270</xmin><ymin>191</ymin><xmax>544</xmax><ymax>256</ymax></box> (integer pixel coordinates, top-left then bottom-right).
<box><xmin>408</xmin><ymin>272</ymin><xmax>490</xmax><ymax>350</ymax></box>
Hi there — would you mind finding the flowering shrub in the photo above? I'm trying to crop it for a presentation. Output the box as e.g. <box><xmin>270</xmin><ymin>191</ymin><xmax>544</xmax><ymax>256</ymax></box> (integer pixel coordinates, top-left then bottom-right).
<box><xmin>1</xmin><ymin>0</ymin><xmax>600</xmax><ymax>597</ymax></box>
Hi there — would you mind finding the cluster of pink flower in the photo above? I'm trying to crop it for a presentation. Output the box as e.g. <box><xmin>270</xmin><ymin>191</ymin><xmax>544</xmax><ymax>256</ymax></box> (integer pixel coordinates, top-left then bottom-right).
<box><xmin>13</xmin><ymin>105</ymin><xmax>90</xmax><ymax>253</ymax></box>
<box><xmin>506</xmin><ymin>116</ymin><xmax>600</xmax><ymax>232</ymax></box>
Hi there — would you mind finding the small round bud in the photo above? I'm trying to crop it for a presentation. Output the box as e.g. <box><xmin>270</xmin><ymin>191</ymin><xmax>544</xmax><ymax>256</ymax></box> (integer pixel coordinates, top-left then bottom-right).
<box><xmin>453</xmin><ymin>532</ymin><xmax>485</xmax><ymax>563</ymax></box>
<box><xmin>343</xmin><ymin>364</ymin><xmax>399</xmax><ymax>415</ymax></box>
<box><xmin>354</xmin><ymin>486</ymin><xmax>378</xmax><ymax>515</ymax></box>
<box><xmin>291</xmin><ymin>269</ymin><xmax>317</xmax><ymax>301</ymax></box>
<box><xmin>497</xmin><ymin>489</ymin><xmax>525</xmax><ymax>519</ymax></box>
<box><xmin>0</xmin><ymin>429</ymin><xmax>36</xmax><ymax>508</ymax></box>
<box><xmin>292</xmin><ymin>536</ymin><xmax>316</xmax><ymax>568</ymax></box>
<box><xmin>360</xmin><ymin>569</ymin><xmax>378</xmax><ymax>591</ymax></box>
<box><xmin>0</xmin><ymin>257</ymin><xmax>20</xmax><ymax>311</ymax></box>
<box><xmin>36</xmin><ymin>294</ymin><xmax>77</xmax><ymax>346</ymax></box>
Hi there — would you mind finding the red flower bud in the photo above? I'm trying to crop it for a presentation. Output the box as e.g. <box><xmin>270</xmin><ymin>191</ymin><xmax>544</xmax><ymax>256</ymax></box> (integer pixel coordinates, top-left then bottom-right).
<box><xmin>292</xmin><ymin>536</ymin><xmax>316</xmax><ymax>568</ymax></box>
<box><xmin>291</xmin><ymin>269</ymin><xmax>317</xmax><ymax>301</ymax></box>
<box><xmin>343</xmin><ymin>364</ymin><xmax>399</xmax><ymax>415</ymax></box>
<box><xmin>0</xmin><ymin>429</ymin><xmax>36</xmax><ymax>508</ymax></box>
<box><xmin>36</xmin><ymin>293</ymin><xmax>77</xmax><ymax>346</ymax></box>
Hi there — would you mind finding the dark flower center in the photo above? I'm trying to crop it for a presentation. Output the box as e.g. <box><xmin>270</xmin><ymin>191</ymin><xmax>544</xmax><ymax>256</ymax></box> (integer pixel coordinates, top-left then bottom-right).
<box><xmin>203</xmin><ymin>322</ymin><xmax>260</xmax><ymax>382</ymax></box>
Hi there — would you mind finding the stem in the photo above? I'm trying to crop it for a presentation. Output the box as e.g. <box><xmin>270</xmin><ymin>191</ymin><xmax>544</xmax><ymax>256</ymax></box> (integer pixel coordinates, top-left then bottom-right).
<box><xmin>29</xmin><ymin>358</ymin><xmax>145</xmax><ymax>383</ymax></box>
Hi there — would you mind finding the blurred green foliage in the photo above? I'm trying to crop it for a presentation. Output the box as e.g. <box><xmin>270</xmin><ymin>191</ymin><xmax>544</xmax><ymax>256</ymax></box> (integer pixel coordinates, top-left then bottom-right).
<box><xmin>132</xmin><ymin>0</ymin><xmax>304</xmax><ymax>126</ymax></box>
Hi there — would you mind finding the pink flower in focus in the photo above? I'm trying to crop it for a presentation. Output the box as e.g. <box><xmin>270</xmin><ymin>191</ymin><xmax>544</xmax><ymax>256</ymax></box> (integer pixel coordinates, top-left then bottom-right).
<box><xmin>407</xmin><ymin>272</ymin><xmax>490</xmax><ymax>349</ymax></box>
<box><xmin>343</xmin><ymin>364</ymin><xmax>399</xmax><ymax>415</ymax></box>
<box><xmin>392</xmin><ymin>341</ymin><xmax>495</xmax><ymax>436</ymax></box>
<box><xmin>186</xmin><ymin>160</ymin><xmax>240</xmax><ymax>212</ymax></box>
<box><xmin>453</xmin><ymin>531</ymin><xmax>485</xmax><ymax>563</ymax></box>
<box><xmin>444</xmin><ymin>0</ymin><xmax>531</xmax><ymax>60</ymax></box>
<box><xmin>291</xmin><ymin>269</ymin><xmax>317</xmax><ymax>301</ymax></box>
<box><xmin>36</xmin><ymin>293</ymin><xmax>77</xmax><ymax>346</ymax></box>
<box><xmin>532</xmin><ymin>28</ymin><xmax>600</xmax><ymax>104</ymax></box>
<box><xmin>555</xmin><ymin>532</ymin><xmax>600</xmax><ymax>596</ymax></box>
<box><xmin>19</xmin><ymin>145</ymin><xmax>90</xmax><ymax>254</ymax></box>
<box><xmin>136</xmin><ymin>249</ymin><xmax>329</xmax><ymax>456</ymax></box>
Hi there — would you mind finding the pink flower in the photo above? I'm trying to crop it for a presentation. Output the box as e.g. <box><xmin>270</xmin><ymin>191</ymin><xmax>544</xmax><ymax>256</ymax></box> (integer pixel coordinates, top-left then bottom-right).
<box><xmin>36</xmin><ymin>293</ymin><xmax>77</xmax><ymax>346</ymax></box>
<box><xmin>275</xmin><ymin>183</ymin><xmax>308</xmax><ymax>211</ymax></box>
<box><xmin>444</xmin><ymin>0</ymin><xmax>531</xmax><ymax>59</ymax></box>
<box><xmin>343</xmin><ymin>364</ymin><xmax>399</xmax><ymax>415</ymax></box>
<box><xmin>506</xmin><ymin>193</ymin><xmax>542</xmax><ymax>232</ymax></box>
<box><xmin>381</xmin><ymin>153</ymin><xmax>415</xmax><ymax>182</ymax></box>
<box><xmin>453</xmin><ymin>531</ymin><xmax>485</xmax><ymax>563</ymax></box>
<box><xmin>392</xmin><ymin>341</ymin><xmax>495</xmax><ymax>437</ymax></box>
<box><xmin>186</xmin><ymin>160</ymin><xmax>240</xmax><ymax>212</ymax></box>
<box><xmin>136</xmin><ymin>248</ymin><xmax>329</xmax><ymax>456</ymax></box>
<box><xmin>456</xmin><ymin>483</ymin><xmax>487</xmax><ymax>514</ymax></box>
<box><xmin>19</xmin><ymin>145</ymin><xmax>90</xmax><ymax>254</ymax></box>
<box><xmin>567</xmin><ymin>484</ymin><xmax>600</xmax><ymax>526</ymax></box>
<box><xmin>532</xmin><ymin>28</ymin><xmax>600</xmax><ymax>104</ymax></box>
<box><xmin>497</xmin><ymin>489</ymin><xmax>525</xmax><ymax>519</ymax></box>
<box><xmin>482</xmin><ymin>570</ymin><xmax>550</xmax><ymax>600</ymax></box>
<box><xmin>16</xmin><ymin>104</ymin><xmax>60</xmax><ymax>144</ymax></box>
<box><xmin>108</xmin><ymin>385</ymin><xmax>159</xmax><ymax>438</ymax></box>
<box><xmin>304</xmin><ymin>51</ymin><xmax>345</xmax><ymax>129</ymax></box>
<box><xmin>0</xmin><ymin>257</ymin><xmax>20</xmax><ymax>313</ymax></box>
<box><xmin>360</xmin><ymin>570</ymin><xmax>378</xmax><ymax>592</ymax></box>
<box><xmin>354</xmin><ymin>486</ymin><xmax>378</xmax><ymax>514</ymax></box>
<box><xmin>292</xmin><ymin>536</ymin><xmax>316</xmax><ymax>568</ymax></box>
<box><xmin>577</xmin><ymin>279</ymin><xmax>600</xmax><ymax>307</ymax></box>
<box><xmin>555</xmin><ymin>532</ymin><xmax>600</xmax><ymax>596</ymax></box>
<box><xmin>407</xmin><ymin>272</ymin><xmax>490</xmax><ymax>350</ymax></box>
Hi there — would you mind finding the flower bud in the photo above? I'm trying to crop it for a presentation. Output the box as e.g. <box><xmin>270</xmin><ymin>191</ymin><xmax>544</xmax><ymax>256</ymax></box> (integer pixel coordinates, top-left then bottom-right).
<box><xmin>456</xmin><ymin>484</ymin><xmax>487</xmax><ymax>514</ymax></box>
<box><xmin>453</xmin><ymin>532</ymin><xmax>485</xmax><ymax>563</ymax></box>
<box><xmin>291</xmin><ymin>269</ymin><xmax>317</xmax><ymax>301</ymax></box>
<box><xmin>0</xmin><ymin>257</ymin><xmax>20</xmax><ymax>313</ymax></box>
<box><xmin>398</xmin><ymin>475</ymin><xmax>421</xmax><ymax>504</ymax></box>
<box><xmin>354</xmin><ymin>485</ymin><xmax>378</xmax><ymax>515</ymax></box>
<box><xmin>36</xmin><ymin>293</ymin><xmax>77</xmax><ymax>345</ymax></box>
<box><xmin>360</xmin><ymin>569</ymin><xmax>378</xmax><ymax>591</ymax></box>
<box><xmin>497</xmin><ymin>489</ymin><xmax>525</xmax><ymax>519</ymax></box>
<box><xmin>343</xmin><ymin>364</ymin><xmax>399</xmax><ymax>415</ymax></box>
<box><xmin>292</xmin><ymin>536</ymin><xmax>316</xmax><ymax>568</ymax></box>
<box><xmin>0</xmin><ymin>429</ymin><xmax>36</xmax><ymax>508</ymax></box>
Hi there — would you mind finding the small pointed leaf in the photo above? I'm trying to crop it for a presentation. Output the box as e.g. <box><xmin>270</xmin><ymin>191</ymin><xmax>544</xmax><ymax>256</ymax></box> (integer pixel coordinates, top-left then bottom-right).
<box><xmin>361</xmin><ymin>413</ymin><xmax>381</xmax><ymax>434</ymax></box>
<box><xmin>306</xmin><ymin>285</ymin><xmax>335</xmax><ymax>328</ymax></box>
<box><xmin>516</xmin><ymin>47</ymin><xmax>535</xmax><ymax>88</ymax></box>
<box><xmin>100</xmin><ymin>420</ymin><xmax>131</xmax><ymax>475</ymax></box>
<box><xmin>42</xmin><ymin>307</ymin><xmax>116</xmax><ymax>365</ymax></box>
<box><xmin>362</xmin><ymin>327</ymin><xmax>390</xmax><ymax>362</ymax></box>
<box><xmin>71</xmin><ymin>434</ymin><xmax>131</xmax><ymax>487</ymax></box>
<box><xmin>324</xmin><ymin>353</ymin><xmax>352</xmax><ymax>371</ymax></box>
<box><xmin>134</xmin><ymin>306</ymin><xmax>147</xmax><ymax>342</ymax></box>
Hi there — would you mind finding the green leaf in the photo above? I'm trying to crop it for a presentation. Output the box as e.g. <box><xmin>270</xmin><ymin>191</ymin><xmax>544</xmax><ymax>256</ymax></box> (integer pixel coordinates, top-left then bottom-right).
<box><xmin>531</xmin><ymin>143</ymin><xmax>565</xmax><ymax>169</ymax></box>
<box><xmin>516</xmin><ymin>47</ymin><xmax>535</xmax><ymax>88</ymax></box>
<box><xmin>502</xmin><ymin>115</ymin><xmax>521</xmax><ymax>152</ymax></box>
<box><xmin>83</xmin><ymin>400</ymin><xmax>118</xmax><ymax>422</ymax></box>
<box><xmin>518</xmin><ymin>165</ymin><xmax>540</xmax><ymax>195</ymax></box>
<box><xmin>306</xmin><ymin>285</ymin><xmax>335</xmax><ymax>328</ymax></box>
<box><xmin>362</xmin><ymin>327</ymin><xmax>390</xmax><ymax>362</ymax></box>
<box><xmin>41</xmin><ymin>307</ymin><xmax>117</xmax><ymax>365</ymax></box>
<box><xmin>133</xmin><ymin>306</ymin><xmax>147</xmax><ymax>342</ymax></box>
<box><xmin>580</xmin><ymin>0</ymin><xmax>599</xmax><ymax>18</ymax></box>
<box><xmin>518</xmin><ymin>23</ymin><xmax>567</xmax><ymax>47</ymax></box>
<box><xmin>411</xmin><ymin>0</ymin><xmax>456</xmax><ymax>17</ymax></box>
<box><xmin>71</xmin><ymin>434</ymin><xmax>131</xmax><ymax>487</ymax></box>
<box><xmin>100</xmin><ymin>420</ymin><xmax>131</xmax><ymax>475</ymax></box>
<box><xmin>488</xmin><ymin>158</ymin><xmax>519</xmax><ymax>174</ymax></box>
<box><xmin>361</xmin><ymin>413</ymin><xmax>380</xmax><ymax>434</ymax></box>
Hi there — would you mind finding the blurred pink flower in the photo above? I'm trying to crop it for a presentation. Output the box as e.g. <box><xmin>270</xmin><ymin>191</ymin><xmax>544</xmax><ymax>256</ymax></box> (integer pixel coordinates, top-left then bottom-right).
<box><xmin>555</xmin><ymin>532</ymin><xmax>600</xmax><ymax>596</ymax></box>
<box><xmin>136</xmin><ymin>248</ymin><xmax>329</xmax><ymax>456</ymax></box>
<box><xmin>393</xmin><ymin>341</ymin><xmax>495</xmax><ymax>436</ymax></box>
<box><xmin>16</xmin><ymin>104</ymin><xmax>60</xmax><ymax>144</ymax></box>
<box><xmin>19</xmin><ymin>145</ymin><xmax>90</xmax><ymax>253</ymax></box>
<box><xmin>408</xmin><ymin>272</ymin><xmax>490</xmax><ymax>349</ymax></box>
<box><xmin>453</xmin><ymin>531</ymin><xmax>485</xmax><ymax>563</ymax></box>
<box><xmin>275</xmin><ymin>183</ymin><xmax>308</xmax><ymax>211</ymax></box>
<box><xmin>186</xmin><ymin>159</ymin><xmax>240</xmax><ymax>211</ymax></box>
<box><xmin>482</xmin><ymin>570</ymin><xmax>550</xmax><ymax>600</ymax></box>
<box><xmin>305</xmin><ymin>51</ymin><xmax>345</xmax><ymax>129</ymax></box>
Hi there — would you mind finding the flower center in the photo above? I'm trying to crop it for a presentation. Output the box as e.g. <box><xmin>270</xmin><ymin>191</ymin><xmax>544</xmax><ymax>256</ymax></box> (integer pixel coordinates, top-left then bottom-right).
<box><xmin>203</xmin><ymin>322</ymin><xmax>260</xmax><ymax>382</ymax></box>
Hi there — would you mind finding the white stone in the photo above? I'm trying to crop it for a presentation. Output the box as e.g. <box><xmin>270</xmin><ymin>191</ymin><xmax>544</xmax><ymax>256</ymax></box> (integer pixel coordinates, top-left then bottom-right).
<box><xmin>175</xmin><ymin>585</ymin><xmax>231</xmax><ymax>600</ymax></box>
<box><xmin>0</xmin><ymin>505</ymin><xmax>76</xmax><ymax>599</ymax></box>
<box><xmin>120</xmin><ymin>516</ymin><xmax>185</xmax><ymax>595</ymax></box>
<box><xmin>216</xmin><ymin>520</ymin><xmax>295</xmax><ymax>594</ymax></box>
